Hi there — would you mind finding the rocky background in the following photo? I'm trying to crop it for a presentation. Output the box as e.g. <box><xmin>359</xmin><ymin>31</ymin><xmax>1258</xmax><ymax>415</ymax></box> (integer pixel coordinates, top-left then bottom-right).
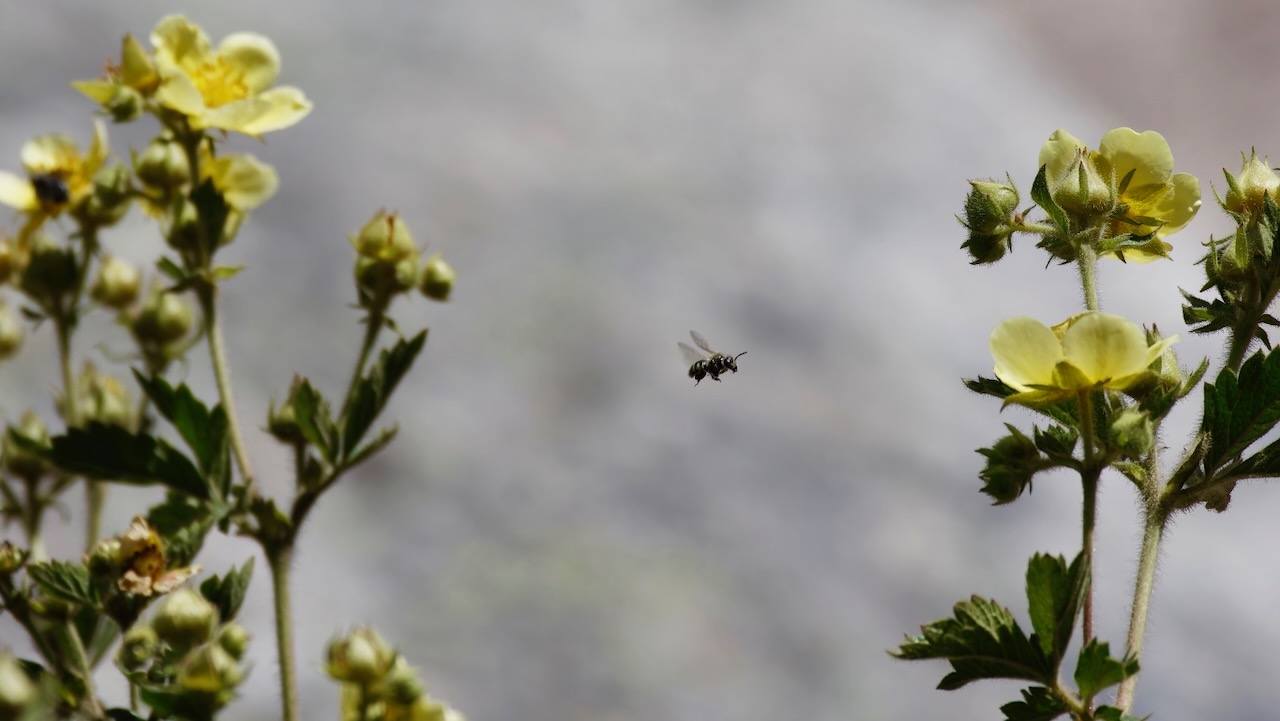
<box><xmin>2</xmin><ymin>1</ymin><xmax>1279</xmax><ymax>719</ymax></box>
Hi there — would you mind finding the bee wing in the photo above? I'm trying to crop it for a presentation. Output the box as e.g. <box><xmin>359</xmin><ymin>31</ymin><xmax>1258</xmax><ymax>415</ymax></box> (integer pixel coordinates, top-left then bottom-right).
<box><xmin>689</xmin><ymin>330</ymin><xmax>717</xmax><ymax>354</ymax></box>
<box><xmin>678</xmin><ymin>342</ymin><xmax>707</xmax><ymax>365</ymax></box>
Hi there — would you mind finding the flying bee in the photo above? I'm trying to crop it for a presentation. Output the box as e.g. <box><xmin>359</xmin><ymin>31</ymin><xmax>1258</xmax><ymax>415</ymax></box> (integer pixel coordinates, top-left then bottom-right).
<box><xmin>678</xmin><ymin>330</ymin><xmax>746</xmax><ymax>385</ymax></box>
<box><xmin>30</xmin><ymin>172</ymin><xmax>70</xmax><ymax>207</ymax></box>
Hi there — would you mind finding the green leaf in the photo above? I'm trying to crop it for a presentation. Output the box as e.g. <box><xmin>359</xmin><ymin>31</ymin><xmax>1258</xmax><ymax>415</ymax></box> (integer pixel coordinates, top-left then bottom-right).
<box><xmin>155</xmin><ymin>256</ymin><xmax>189</xmax><ymax>285</ymax></box>
<box><xmin>199</xmin><ymin>557</ymin><xmax>254</xmax><ymax>623</ymax></box>
<box><xmin>211</xmin><ymin>265</ymin><xmax>245</xmax><ymax>281</ymax></box>
<box><xmin>1074</xmin><ymin>640</ymin><xmax>1139</xmax><ymax>701</ymax></box>
<box><xmin>1094</xmin><ymin>705</ymin><xmax>1149</xmax><ymax>721</ymax></box>
<box><xmin>27</xmin><ymin>561</ymin><xmax>94</xmax><ymax>606</ymax></box>
<box><xmin>1031</xmin><ymin>164</ymin><xmax>1069</xmax><ymax>233</ymax></box>
<box><xmin>894</xmin><ymin>595</ymin><xmax>1054</xmax><ymax>689</ymax></box>
<box><xmin>132</xmin><ymin>372</ymin><xmax>229</xmax><ymax>490</ymax></box>
<box><xmin>147</xmin><ymin>493</ymin><xmax>218</xmax><ymax>568</ymax></box>
<box><xmin>26</xmin><ymin>423</ymin><xmax>208</xmax><ymax>500</ymax></box>
<box><xmin>999</xmin><ymin>686</ymin><xmax>1068</xmax><ymax>721</ymax></box>
<box><xmin>1025</xmin><ymin>553</ymin><xmax>1085</xmax><ymax>662</ymax></box>
<box><xmin>1032</xmin><ymin>425</ymin><xmax>1078</xmax><ymax>460</ymax></box>
<box><xmin>344</xmin><ymin>424</ymin><xmax>399</xmax><ymax>470</ymax></box>
<box><xmin>342</xmin><ymin>331</ymin><xmax>426</xmax><ymax>459</ymax></box>
<box><xmin>1201</xmin><ymin>350</ymin><xmax>1280</xmax><ymax>476</ymax></box>
<box><xmin>294</xmin><ymin>379</ymin><xmax>337</xmax><ymax>462</ymax></box>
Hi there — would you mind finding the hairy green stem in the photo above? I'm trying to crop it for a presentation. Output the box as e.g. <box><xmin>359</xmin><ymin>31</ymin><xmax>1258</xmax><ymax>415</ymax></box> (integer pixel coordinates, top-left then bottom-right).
<box><xmin>268</xmin><ymin>544</ymin><xmax>300</xmax><ymax>721</ymax></box>
<box><xmin>200</xmin><ymin>285</ymin><xmax>257</xmax><ymax>498</ymax></box>
<box><xmin>1077</xmin><ymin>390</ymin><xmax>1098</xmax><ymax>648</ymax></box>
<box><xmin>58</xmin><ymin>620</ymin><xmax>105</xmax><ymax>719</ymax></box>
<box><xmin>1116</xmin><ymin>507</ymin><xmax>1165</xmax><ymax>712</ymax></box>
<box><xmin>340</xmin><ymin>306</ymin><xmax>386</xmax><ymax>419</ymax></box>
<box><xmin>1078</xmin><ymin>245</ymin><xmax>1100</xmax><ymax>312</ymax></box>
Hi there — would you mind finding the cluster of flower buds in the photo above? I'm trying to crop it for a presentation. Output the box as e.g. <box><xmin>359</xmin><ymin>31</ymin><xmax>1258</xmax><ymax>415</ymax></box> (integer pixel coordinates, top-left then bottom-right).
<box><xmin>326</xmin><ymin>627</ymin><xmax>466</xmax><ymax>721</ymax></box>
<box><xmin>351</xmin><ymin>210</ymin><xmax>455</xmax><ymax>308</ymax></box>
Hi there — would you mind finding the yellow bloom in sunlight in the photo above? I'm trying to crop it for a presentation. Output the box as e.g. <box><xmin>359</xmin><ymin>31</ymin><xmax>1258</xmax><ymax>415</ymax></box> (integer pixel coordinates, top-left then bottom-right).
<box><xmin>1039</xmin><ymin>128</ymin><xmax>1201</xmax><ymax>262</ymax></box>
<box><xmin>0</xmin><ymin>119</ymin><xmax>110</xmax><ymax>217</ymax></box>
<box><xmin>990</xmin><ymin>312</ymin><xmax>1178</xmax><ymax>407</ymax></box>
<box><xmin>150</xmin><ymin>15</ymin><xmax>312</xmax><ymax>136</ymax></box>
<box><xmin>203</xmin><ymin>153</ymin><xmax>279</xmax><ymax>211</ymax></box>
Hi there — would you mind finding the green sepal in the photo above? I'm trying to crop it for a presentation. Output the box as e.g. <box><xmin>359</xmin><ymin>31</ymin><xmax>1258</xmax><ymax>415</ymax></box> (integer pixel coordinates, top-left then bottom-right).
<box><xmin>1025</xmin><ymin>552</ymin><xmax>1085</xmax><ymax>663</ymax></box>
<box><xmin>293</xmin><ymin>379</ymin><xmax>338</xmax><ymax>463</ymax></box>
<box><xmin>1031</xmin><ymin>164</ymin><xmax>1069</xmax><ymax>234</ymax></box>
<box><xmin>893</xmin><ymin>595</ymin><xmax>1053</xmax><ymax>689</ymax></box>
<box><xmin>1074</xmin><ymin>640</ymin><xmax>1139</xmax><ymax>702</ymax></box>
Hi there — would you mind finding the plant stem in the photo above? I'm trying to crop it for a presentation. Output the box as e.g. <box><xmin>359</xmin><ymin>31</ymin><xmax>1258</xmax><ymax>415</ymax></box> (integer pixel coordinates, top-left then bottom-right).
<box><xmin>200</xmin><ymin>284</ymin><xmax>257</xmax><ymax>499</ymax></box>
<box><xmin>268</xmin><ymin>544</ymin><xmax>300</xmax><ymax>721</ymax></box>
<box><xmin>1077</xmin><ymin>390</ymin><xmax>1098</xmax><ymax>647</ymax></box>
<box><xmin>54</xmin><ymin>301</ymin><xmax>102</xmax><ymax>554</ymax></box>
<box><xmin>59</xmin><ymin>620</ymin><xmax>105</xmax><ymax>719</ymax></box>
<box><xmin>1078</xmin><ymin>244</ymin><xmax>1100</xmax><ymax>312</ymax></box>
<box><xmin>340</xmin><ymin>306</ymin><xmax>386</xmax><ymax>419</ymax></box>
<box><xmin>1116</xmin><ymin>506</ymin><xmax>1165</xmax><ymax>711</ymax></box>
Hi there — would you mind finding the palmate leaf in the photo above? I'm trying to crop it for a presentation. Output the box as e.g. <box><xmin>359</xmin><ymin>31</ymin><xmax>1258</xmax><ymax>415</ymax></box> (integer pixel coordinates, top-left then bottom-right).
<box><xmin>199</xmin><ymin>557</ymin><xmax>254</xmax><ymax>623</ymax></box>
<box><xmin>1025</xmin><ymin>553</ymin><xmax>1085</xmax><ymax>663</ymax></box>
<box><xmin>1000</xmin><ymin>686</ymin><xmax>1068</xmax><ymax>721</ymax></box>
<box><xmin>1201</xmin><ymin>349</ymin><xmax>1280</xmax><ymax>476</ymax></box>
<box><xmin>133</xmin><ymin>372</ymin><xmax>231</xmax><ymax>499</ymax></box>
<box><xmin>15</xmin><ymin>423</ymin><xmax>207</xmax><ymax>500</ymax></box>
<box><xmin>894</xmin><ymin>595</ymin><xmax>1054</xmax><ymax>690</ymax></box>
<box><xmin>27</xmin><ymin>560</ymin><xmax>94</xmax><ymax>606</ymax></box>
<box><xmin>1074</xmin><ymin>640</ymin><xmax>1139</xmax><ymax>701</ymax></box>
<box><xmin>342</xmin><ymin>331</ymin><xmax>426</xmax><ymax>459</ymax></box>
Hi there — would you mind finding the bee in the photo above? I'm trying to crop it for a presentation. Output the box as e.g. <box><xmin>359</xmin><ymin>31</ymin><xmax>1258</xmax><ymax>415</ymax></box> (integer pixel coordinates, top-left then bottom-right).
<box><xmin>678</xmin><ymin>330</ymin><xmax>746</xmax><ymax>385</ymax></box>
<box><xmin>30</xmin><ymin>172</ymin><xmax>70</xmax><ymax>207</ymax></box>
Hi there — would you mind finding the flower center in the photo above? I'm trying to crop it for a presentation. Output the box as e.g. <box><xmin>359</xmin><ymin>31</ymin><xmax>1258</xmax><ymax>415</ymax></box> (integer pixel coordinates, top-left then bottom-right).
<box><xmin>193</xmin><ymin>56</ymin><xmax>248</xmax><ymax>108</ymax></box>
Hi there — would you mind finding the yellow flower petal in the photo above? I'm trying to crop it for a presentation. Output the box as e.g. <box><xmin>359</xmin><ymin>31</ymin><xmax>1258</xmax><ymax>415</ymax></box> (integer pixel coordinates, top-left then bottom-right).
<box><xmin>208</xmin><ymin>154</ymin><xmax>278</xmax><ymax>210</ymax></box>
<box><xmin>0</xmin><ymin>172</ymin><xmax>38</xmax><ymax>212</ymax></box>
<box><xmin>991</xmin><ymin>317</ymin><xmax>1062</xmax><ymax>391</ymax></box>
<box><xmin>1154</xmin><ymin>171</ymin><xmax>1201</xmax><ymax>237</ymax></box>
<box><xmin>151</xmin><ymin>15</ymin><xmax>213</xmax><ymax>69</ymax></box>
<box><xmin>218</xmin><ymin>32</ymin><xmax>281</xmax><ymax>93</ymax></box>
<box><xmin>201</xmin><ymin>87</ymin><xmax>312</xmax><ymax>135</ymax></box>
<box><xmin>1098</xmin><ymin>128</ymin><xmax>1174</xmax><ymax>192</ymax></box>
<box><xmin>1038</xmin><ymin>129</ymin><xmax>1086</xmax><ymax>181</ymax></box>
<box><xmin>1060</xmin><ymin>312</ymin><xmax>1149</xmax><ymax>385</ymax></box>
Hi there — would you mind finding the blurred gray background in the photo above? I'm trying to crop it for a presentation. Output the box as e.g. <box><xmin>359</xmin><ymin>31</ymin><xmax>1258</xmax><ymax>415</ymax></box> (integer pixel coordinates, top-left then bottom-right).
<box><xmin>2</xmin><ymin>1</ymin><xmax>1279</xmax><ymax>719</ymax></box>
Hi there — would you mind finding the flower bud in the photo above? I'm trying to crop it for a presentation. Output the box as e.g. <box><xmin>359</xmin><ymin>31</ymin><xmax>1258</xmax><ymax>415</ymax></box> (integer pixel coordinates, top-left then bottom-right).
<box><xmin>1222</xmin><ymin>150</ymin><xmax>1279</xmax><ymax>218</ymax></box>
<box><xmin>85</xmin><ymin>537</ymin><xmax>123</xmax><ymax>578</ymax></box>
<box><xmin>1109</xmin><ymin>408</ymin><xmax>1154</xmax><ymax>458</ymax></box>
<box><xmin>218</xmin><ymin>622</ymin><xmax>251</xmax><ymax>660</ymax></box>
<box><xmin>419</xmin><ymin>253</ymin><xmax>455</xmax><ymax>301</ymax></box>
<box><xmin>3</xmin><ymin>412</ymin><xmax>49</xmax><ymax>481</ymax></box>
<box><xmin>355</xmin><ymin>253</ymin><xmax>419</xmax><ymax>306</ymax></box>
<box><xmin>267</xmin><ymin>394</ymin><xmax>305</xmax><ymax>445</ymax></box>
<box><xmin>978</xmin><ymin>426</ymin><xmax>1047</xmax><ymax>505</ymax></box>
<box><xmin>178</xmin><ymin>643</ymin><xmax>244</xmax><ymax>695</ymax></box>
<box><xmin>20</xmin><ymin>234</ymin><xmax>77</xmax><ymax>307</ymax></box>
<box><xmin>1048</xmin><ymin>148</ymin><xmax>1114</xmax><ymax>222</ymax></box>
<box><xmin>106</xmin><ymin>85</ymin><xmax>144</xmax><ymax>123</ymax></box>
<box><xmin>132</xmin><ymin>285</ymin><xmax>193</xmax><ymax>349</ymax></box>
<box><xmin>352</xmin><ymin>211</ymin><xmax>416</xmax><ymax>262</ymax></box>
<box><xmin>327</xmin><ymin>627</ymin><xmax>396</xmax><ymax>685</ymax></box>
<box><xmin>0</xmin><ymin>301</ymin><xmax>22</xmax><ymax>360</ymax></box>
<box><xmin>382</xmin><ymin>656</ymin><xmax>425</xmax><ymax>705</ymax></box>
<box><xmin>0</xmin><ymin>653</ymin><xmax>36</xmax><ymax>721</ymax></box>
<box><xmin>62</xmin><ymin>362</ymin><xmax>133</xmax><ymax>428</ymax></box>
<box><xmin>0</xmin><ymin>237</ymin><xmax>22</xmax><ymax>285</ymax></box>
<box><xmin>153</xmin><ymin>587</ymin><xmax>218</xmax><ymax>649</ymax></box>
<box><xmin>165</xmin><ymin>197</ymin><xmax>201</xmax><ymax>251</ymax></box>
<box><xmin>0</xmin><ymin>542</ymin><xmax>26</xmax><ymax>575</ymax></box>
<box><xmin>77</xmin><ymin>163</ymin><xmax>132</xmax><ymax>227</ymax></box>
<box><xmin>91</xmin><ymin>255</ymin><xmax>142</xmax><ymax>309</ymax></box>
<box><xmin>135</xmin><ymin>138</ymin><xmax>191</xmax><ymax>193</ymax></box>
<box><xmin>117</xmin><ymin>624</ymin><xmax>159</xmax><ymax>672</ymax></box>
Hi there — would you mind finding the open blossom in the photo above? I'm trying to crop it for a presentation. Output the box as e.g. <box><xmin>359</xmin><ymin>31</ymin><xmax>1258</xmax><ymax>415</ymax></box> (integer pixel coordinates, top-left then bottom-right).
<box><xmin>149</xmin><ymin>15</ymin><xmax>312</xmax><ymax>136</ymax></box>
<box><xmin>990</xmin><ymin>311</ymin><xmax>1177</xmax><ymax>407</ymax></box>
<box><xmin>0</xmin><ymin>119</ymin><xmax>109</xmax><ymax>217</ymax></box>
<box><xmin>117</xmin><ymin>516</ymin><xmax>201</xmax><ymax>596</ymax></box>
<box><xmin>1039</xmin><ymin>128</ymin><xmax>1201</xmax><ymax>262</ymax></box>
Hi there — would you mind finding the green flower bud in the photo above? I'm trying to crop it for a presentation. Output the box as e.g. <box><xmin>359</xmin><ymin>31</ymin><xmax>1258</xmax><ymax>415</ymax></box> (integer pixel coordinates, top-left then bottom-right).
<box><xmin>1048</xmin><ymin>148</ymin><xmax>1114</xmax><ymax>223</ymax></box>
<box><xmin>78</xmin><ymin>163</ymin><xmax>133</xmax><ymax>227</ymax></box>
<box><xmin>326</xmin><ymin>627</ymin><xmax>396</xmax><ymax>685</ymax></box>
<box><xmin>351</xmin><ymin>211</ymin><xmax>416</xmax><ymax>262</ymax></box>
<box><xmin>0</xmin><ymin>653</ymin><xmax>36</xmax><ymax>721</ymax></box>
<box><xmin>178</xmin><ymin>643</ymin><xmax>243</xmax><ymax>696</ymax></box>
<box><xmin>0</xmin><ymin>542</ymin><xmax>26</xmax><ymax>575</ymax></box>
<box><xmin>3</xmin><ymin>412</ymin><xmax>50</xmax><ymax>482</ymax></box>
<box><xmin>0</xmin><ymin>301</ymin><xmax>22</xmax><ymax>360</ymax></box>
<box><xmin>267</xmin><ymin>394</ymin><xmax>305</xmax><ymax>445</ymax></box>
<box><xmin>90</xmin><ymin>255</ymin><xmax>142</xmax><ymax>309</ymax></box>
<box><xmin>106</xmin><ymin>85</ymin><xmax>144</xmax><ymax>123</ymax></box>
<box><xmin>419</xmin><ymin>253</ymin><xmax>455</xmax><ymax>302</ymax></box>
<box><xmin>117</xmin><ymin>624</ymin><xmax>159</xmax><ymax>672</ymax></box>
<box><xmin>1222</xmin><ymin>150</ymin><xmax>1279</xmax><ymax>218</ymax></box>
<box><xmin>1109</xmin><ymin>408</ymin><xmax>1154</xmax><ymax>459</ymax></box>
<box><xmin>152</xmin><ymin>587</ymin><xmax>218</xmax><ymax>649</ymax></box>
<box><xmin>135</xmin><ymin>138</ymin><xmax>191</xmax><ymax>193</ymax></box>
<box><xmin>85</xmin><ymin>537</ymin><xmax>122</xmax><ymax>578</ymax></box>
<box><xmin>382</xmin><ymin>656</ymin><xmax>425</xmax><ymax>705</ymax></box>
<box><xmin>355</xmin><ymin>252</ymin><xmax>419</xmax><ymax>306</ymax></box>
<box><xmin>20</xmin><ymin>234</ymin><xmax>77</xmax><ymax>307</ymax></box>
<box><xmin>62</xmin><ymin>362</ymin><xmax>133</xmax><ymax>429</ymax></box>
<box><xmin>960</xmin><ymin>178</ymin><xmax>1020</xmax><ymax>265</ymax></box>
<box><xmin>217</xmin><ymin>622</ymin><xmax>251</xmax><ymax>661</ymax></box>
<box><xmin>978</xmin><ymin>426</ymin><xmax>1048</xmax><ymax>505</ymax></box>
<box><xmin>132</xmin><ymin>286</ymin><xmax>193</xmax><ymax>349</ymax></box>
<box><xmin>165</xmin><ymin>197</ymin><xmax>200</xmax><ymax>251</ymax></box>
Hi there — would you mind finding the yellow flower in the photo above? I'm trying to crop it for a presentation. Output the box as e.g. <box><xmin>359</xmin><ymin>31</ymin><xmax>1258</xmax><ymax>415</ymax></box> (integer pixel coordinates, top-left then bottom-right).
<box><xmin>203</xmin><ymin>153</ymin><xmax>279</xmax><ymax>211</ymax></box>
<box><xmin>0</xmin><ymin>119</ymin><xmax>110</xmax><ymax>217</ymax></box>
<box><xmin>1039</xmin><ymin>128</ymin><xmax>1201</xmax><ymax>262</ymax></box>
<box><xmin>990</xmin><ymin>311</ymin><xmax>1177</xmax><ymax>407</ymax></box>
<box><xmin>150</xmin><ymin>15</ymin><xmax>312</xmax><ymax>136</ymax></box>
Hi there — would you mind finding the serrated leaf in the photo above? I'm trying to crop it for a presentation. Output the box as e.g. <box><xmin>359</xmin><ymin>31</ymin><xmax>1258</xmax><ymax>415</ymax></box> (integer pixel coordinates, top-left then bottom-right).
<box><xmin>294</xmin><ymin>380</ymin><xmax>337</xmax><ymax>462</ymax></box>
<box><xmin>1074</xmin><ymin>640</ymin><xmax>1139</xmax><ymax>701</ymax></box>
<box><xmin>1031</xmin><ymin>164</ymin><xmax>1069</xmax><ymax>233</ymax></box>
<box><xmin>27</xmin><ymin>561</ymin><xmax>94</xmax><ymax>606</ymax></box>
<box><xmin>22</xmin><ymin>423</ymin><xmax>208</xmax><ymax>499</ymax></box>
<box><xmin>199</xmin><ymin>557</ymin><xmax>254</xmax><ymax>622</ymax></box>
<box><xmin>132</xmin><ymin>372</ymin><xmax>228</xmax><ymax>485</ymax></box>
<box><xmin>999</xmin><ymin>686</ymin><xmax>1068</xmax><ymax>721</ymax></box>
<box><xmin>344</xmin><ymin>424</ymin><xmax>399</xmax><ymax>470</ymax></box>
<box><xmin>894</xmin><ymin>595</ymin><xmax>1054</xmax><ymax>689</ymax></box>
<box><xmin>1033</xmin><ymin>425</ymin><xmax>1078</xmax><ymax>459</ymax></box>
<box><xmin>147</xmin><ymin>493</ymin><xmax>218</xmax><ymax>567</ymax></box>
<box><xmin>342</xmin><ymin>331</ymin><xmax>426</xmax><ymax>458</ymax></box>
<box><xmin>1202</xmin><ymin>350</ymin><xmax>1280</xmax><ymax>476</ymax></box>
<box><xmin>1025</xmin><ymin>553</ymin><xmax>1085</xmax><ymax>662</ymax></box>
